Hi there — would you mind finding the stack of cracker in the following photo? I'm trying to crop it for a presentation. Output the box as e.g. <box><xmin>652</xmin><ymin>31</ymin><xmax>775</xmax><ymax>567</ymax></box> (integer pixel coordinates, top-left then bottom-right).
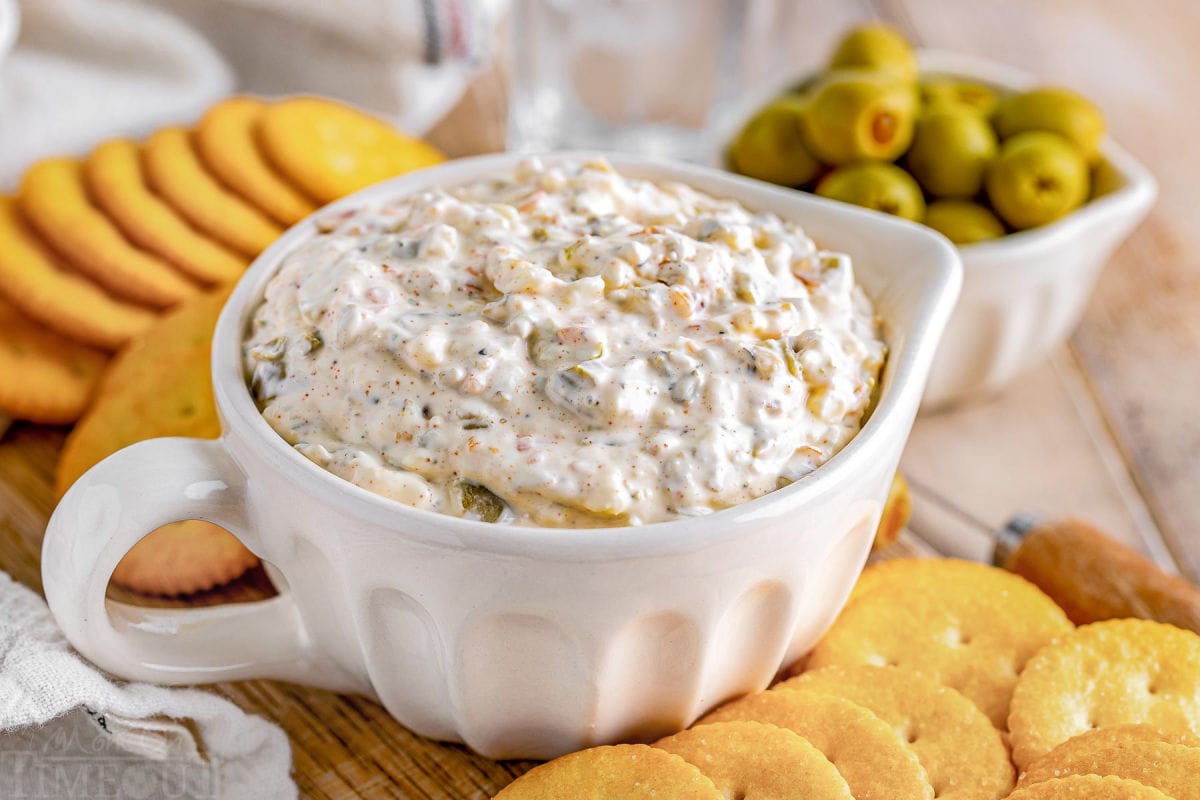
<box><xmin>495</xmin><ymin>559</ymin><xmax>1200</xmax><ymax>800</ymax></box>
<box><xmin>3</xmin><ymin>96</ymin><xmax>441</xmax><ymax>596</ymax></box>
<box><xmin>0</xmin><ymin>96</ymin><xmax>443</xmax><ymax>425</ymax></box>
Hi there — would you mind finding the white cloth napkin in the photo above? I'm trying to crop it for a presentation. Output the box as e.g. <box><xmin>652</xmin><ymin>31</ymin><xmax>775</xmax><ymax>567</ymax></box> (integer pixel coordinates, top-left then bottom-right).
<box><xmin>0</xmin><ymin>0</ymin><xmax>234</xmax><ymax>189</ymax></box>
<box><xmin>0</xmin><ymin>0</ymin><xmax>503</xmax><ymax>189</ymax></box>
<box><xmin>145</xmin><ymin>0</ymin><xmax>501</xmax><ymax>137</ymax></box>
<box><xmin>0</xmin><ymin>571</ymin><xmax>295</xmax><ymax>799</ymax></box>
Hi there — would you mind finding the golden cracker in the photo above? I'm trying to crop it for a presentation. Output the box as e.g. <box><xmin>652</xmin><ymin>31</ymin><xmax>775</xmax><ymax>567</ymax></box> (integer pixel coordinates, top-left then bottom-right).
<box><xmin>782</xmin><ymin>665</ymin><xmax>1014</xmax><ymax>800</ymax></box>
<box><xmin>258</xmin><ymin>96</ymin><xmax>445</xmax><ymax>203</ymax></box>
<box><xmin>107</xmin><ymin>522</ymin><xmax>259</xmax><ymax>598</ymax></box>
<box><xmin>195</xmin><ymin>97</ymin><xmax>317</xmax><ymax>225</ymax></box>
<box><xmin>18</xmin><ymin>158</ymin><xmax>198</xmax><ymax>309</ymax></box>
<box><xmin>56</xmin><ymin>290</ymin><xmax>225</xmax><ymax>496</ymax></box>
<box><xmin>142</xmin><ymin>126</ymin><xmax>283</xmax><ymax>256</ymax></box>
<box><xmin>57</xmin><ymin>289</ymin><xmax>257</xmax><ymax>595</ymax></box>
<box><xmin>872</xmin><ymin>472</ymin><xmax>911</xmax><ymax>552</ymax></box>
<box><xmin>1020</xmin><ymin>740</ymin><xmax>1200</xmax><ymax>799</ymax></box>
<box><xmin>809</xmin><ymin>558</ymin><xmax>1072</xmax><ymax>728</ymax></box>
<box><xmin>493</xmin><ymin>744</ymin><xmax>722</xmax><ymax>799</ymax></box>
<box><xmin>1008</xmin><ymin>618</ymin><xmax>1200</xmax><ymax>770</ymax></box>
<box><xmin>1006</xmin><ymin>775</ymin><xmax>1175</xmax><ymax>800</ymax></box>
<box><xmin>0</xmin><ymin>299</ymin><xmax>107</xmax><ymax>424</ymax></box>
<box><xmin>0</xmin><ymin>196</ymin><xmax>155</xmax><ymax>350</ymax></box>
<box><xmin>699</xmin><ymin>689</ymin><xmax>933</xmax><ymax>800</ymax></box>
<box><xmin>1021</xmin><ymin>724</ymin><xmax>1200</xmax><ymax>777</ymax></box>
<box><xmin>655</xmin><ymin>721</ymin><xmax>852</xmax><ymax>800</ymax></box>
<box><xmin>848</xmin><ymin>555</ymin><xmax>1003</xmax><ymax>603</ymax></box>
<box><xmin>85</xmin><ymin>139</ymin><xmax>247</xmax><ymax>285</ymax></box>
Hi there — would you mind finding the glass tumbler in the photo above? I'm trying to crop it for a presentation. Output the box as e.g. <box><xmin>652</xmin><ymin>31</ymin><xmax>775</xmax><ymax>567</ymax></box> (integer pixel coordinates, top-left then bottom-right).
<box><xmin>507</xmin><ymin>0</ymin><xmax>749</xmax><ymax>161</ymax></box>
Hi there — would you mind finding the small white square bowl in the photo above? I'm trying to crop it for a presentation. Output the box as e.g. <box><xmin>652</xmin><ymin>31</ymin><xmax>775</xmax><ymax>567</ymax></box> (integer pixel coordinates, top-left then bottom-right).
<box><xmin>714</xmin><ymin>49</ymin><xmax>1157</xmax><ymax>409</ymax></box>
<box><xmin>917</xmin><ymin>50</ymin><xmax>1156</xmax><ymax>408</ymax></box>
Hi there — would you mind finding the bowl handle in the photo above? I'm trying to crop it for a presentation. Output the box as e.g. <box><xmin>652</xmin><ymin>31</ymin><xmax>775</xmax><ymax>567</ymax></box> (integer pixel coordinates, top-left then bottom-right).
<box><xmin>42</xmin><ymin>437</ymin><xmax>345</xmax><ymax>689</ymax></box>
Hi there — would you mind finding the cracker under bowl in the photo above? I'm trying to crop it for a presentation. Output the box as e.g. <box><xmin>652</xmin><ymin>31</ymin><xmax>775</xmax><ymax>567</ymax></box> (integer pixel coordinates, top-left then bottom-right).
<box><xmin>43</xmin><ymin>153</ymin><xmax>960</xmax><ymax>759</ymax></box>
<box><xmin>717</xmin><ymin>50</ymin><xmax>1156</xmax><ymax>410</ymax></box>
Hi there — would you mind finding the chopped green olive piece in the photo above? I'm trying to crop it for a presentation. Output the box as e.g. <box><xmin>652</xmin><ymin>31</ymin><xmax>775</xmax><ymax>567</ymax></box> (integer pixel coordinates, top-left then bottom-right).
<box><xmin>249</xmin><ymin>336</ymin><xmax>287</xmax><ymax>362</ymax></box>
<box><xmin>460</xmin><ymin>482</ymin><xmax>506</xmax><ymax>523</ymax></box>
<box><xmin>568</xmin><ymin>363</ymin><xmax>598</xmax><ymax>382</ymax></box>
<box><xmin>249</xmin><ymin>361</ymin><xmax>285</xmax><ymax>401</ymax></box>
<box><xmin>302</xmin><ymin>329</ymin><xmax>324</xmax><ymax>356</ymax></box>
<box><xmin>779</xmin><ymin>340</ymin><xmax>801</xmax><ymax>377</ymax></box>
<box><xmin>527</xmin><ymin>327</ymin><xmax>546</xmax><ymax>363</ymax></box>
<box><xmin>563</xmin><ymin>240</ymin><xmax>583</xmax><ymax>262</ymax></box>
<box><xmin>669</xmin><ymin>370</ymin><xmax>701</xmax><ymax>404</ymax></box>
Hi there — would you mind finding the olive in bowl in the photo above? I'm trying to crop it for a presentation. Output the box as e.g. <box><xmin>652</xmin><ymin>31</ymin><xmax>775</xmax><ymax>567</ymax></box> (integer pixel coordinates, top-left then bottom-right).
<box><xmin>718</xmin><ymin>26</ymin><xmax>1155</xmax><ymax>407</ymax></box>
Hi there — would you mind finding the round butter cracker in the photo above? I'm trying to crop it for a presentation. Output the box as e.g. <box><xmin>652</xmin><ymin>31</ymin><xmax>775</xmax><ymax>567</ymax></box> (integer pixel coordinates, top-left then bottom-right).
<box><xmin>655</xmin><ymin>720</ymin><xmax>852</xmax><ymax>800</ymax></box>
<box><xmin>872</xmin><ymin>472</ymin><xmax>911</xmax><ymax>552</ymax></box>
<box><xmin>142</xmin><ymin>126</ymin><xmax>283</xmax><ymax>256</ymax></box>
<box><xmin>699</xmin><ymin>689</ymin><xmax>933</xmax><ymax>800</ymax></box>
<box><xmin>1020</xmin><ymin>740</ymin><xmax>1200</xmax><ymax>800</ymax></box>
<box><xmin>18</xmin><ymin>158</ymin><xmax>198</xmax><ymax>309</ymax></box>
<box><xmin>809</xmin><ymin>558</ymin><xmax>1073</xmax><ymax>728</ymax></box>
<box><xmin>258</xmin><ymin>96</ymin><xmax>445</xmax><ymax>204</ymax></box>
<box><xmin>1021</xmin><ymin>723</ymin><xmax>1200</xmax><ymax>778</ymax></box>
<box><xmin>57</xmin><ymin>289</ymin><xmax>257</xmax><ymax>595</ymax></box>
<box><xmin>1008</xmin><ymin>618</ymin><xmax>1200</xmax><ymax>771</ymax></box>
<box><xmin>493</xmin><ymin>744</ymin><xmax>722</xmax><ymax>799</ymax></box>
<box><xmin>1006</xmin><ymin>775</ymin><xmax>1176</xmax><ymax>800</ymax></box>
<box><xmin>195</xmin><ymin>97</ymin><xmax>317</xmax><ymax>225</ymax></box>
<box><xmin>782</xmin><ymin>664</ymin><xmax>1014</xmax><ymax>800</ymax></box>
<box><xmin>85</xmin><ymin>139</ymin><xmax>247</xmax><ymax>285</ymax></box>
<box><xmin>0</xmin><ymin>196</ymin><xmax>155</xmax><ymax>350</ymax></box>
<box><xmin>848</xmin><ymin>556</ymin><xmax>1011</xmax><ymax>603</ymax></box>
<box><xmin>0</xmin><ymin>299</ymin><xmax>107</xmax><ymax>424</ymax></box>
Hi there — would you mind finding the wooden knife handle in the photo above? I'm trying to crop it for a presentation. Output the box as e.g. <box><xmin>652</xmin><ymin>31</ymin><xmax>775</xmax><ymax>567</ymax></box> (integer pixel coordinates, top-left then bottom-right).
<box><xmin>1004</xmin><ymin>518</ymin><xmax>1200</xmax><ymax>633</ymax></box>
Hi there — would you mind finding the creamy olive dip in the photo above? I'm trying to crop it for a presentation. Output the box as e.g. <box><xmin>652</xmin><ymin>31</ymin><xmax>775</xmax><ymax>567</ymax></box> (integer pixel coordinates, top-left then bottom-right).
<box><xmin>245</xmin><ymin>159</ymin><xmax>886</xmax><ymax>527</ymax></box>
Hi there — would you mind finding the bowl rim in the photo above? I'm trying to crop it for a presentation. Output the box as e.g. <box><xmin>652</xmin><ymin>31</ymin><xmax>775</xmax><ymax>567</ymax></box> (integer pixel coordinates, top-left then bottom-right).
<box><xmin>213</xmin><ymin>151</ymin><xmax>961</xmax><ymax>560</ymax></box>
<box><xmin>714</xmin><ymin>48</ymin><xmax>1158</xmax><ymax>267</ymax></box>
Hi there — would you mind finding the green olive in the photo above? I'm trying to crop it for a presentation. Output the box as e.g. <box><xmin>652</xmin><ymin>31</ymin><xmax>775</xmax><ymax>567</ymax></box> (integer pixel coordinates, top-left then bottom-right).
<box><xmin>920</xmin><ymin>78</ymin><xmax>998</xmax><ymax>116</ymax></box>
<box><xmin>729</xmin><ymin>95</ymin><xmax>820</xmax><ymax>186</ymax></box>
<box><xmin>803</xmin><ymin>70</ymin><xmax>917</xmax><ymax>164</ymax></box>
<box><xmin>906</xmin><ymin>108</ymin><xmax>998</xmax><ymax>198</ymax></box>
<box><xmin>993</xmin><ymin>87</ymin><xmax>1106</xmax><ymax>163</ymax></box>
<box><xmin>986</xmin><ymin>131</ymin><xmax>1089</xmax><ymax>230</ymax></box>
<box><xmin>816</xmin><ymin>163</ymin><xmax>926</xmax><ymax>221</ymax></box>
<box><xmin>924</xmin><ymin>200</ymin><xmax>1006</xmax><ymax>244</ymax></box>
<box><xmin>829</xmin><ymin>23</ymin><xmax>918</xmax><ymax>82</ymax></box>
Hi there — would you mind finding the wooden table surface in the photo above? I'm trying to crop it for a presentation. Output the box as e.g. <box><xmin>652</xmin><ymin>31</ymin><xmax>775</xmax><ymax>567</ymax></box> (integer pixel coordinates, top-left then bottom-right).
<box><xmin>2</xmin><ymin>1</ymin><xmax>1198</xmax><ymax>797</ymax></box>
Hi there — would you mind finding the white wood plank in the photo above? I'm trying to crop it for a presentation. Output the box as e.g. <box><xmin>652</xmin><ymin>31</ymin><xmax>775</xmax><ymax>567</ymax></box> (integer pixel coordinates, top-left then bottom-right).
<box><xmin>902</xmin><ymin>349</ymin><xmax>1172</xmax><ymax>568</ymax></box>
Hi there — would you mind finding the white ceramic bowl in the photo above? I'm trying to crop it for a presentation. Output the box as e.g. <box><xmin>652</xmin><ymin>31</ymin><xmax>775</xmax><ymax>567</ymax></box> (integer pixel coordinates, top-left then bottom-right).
<box><xmin>717</xmin><ymin>50</ymin><xmax>1156</xmax><ymax>409</ymax></box>
<box><xmin>42</xmin><ymin>153</ymin><xmax>960</xmax><ymax>759</ymax></box>
<box><xmin>918</xmin><ymin>51</ymin><xmax>1156</xmax><ymax>407</ymax></box>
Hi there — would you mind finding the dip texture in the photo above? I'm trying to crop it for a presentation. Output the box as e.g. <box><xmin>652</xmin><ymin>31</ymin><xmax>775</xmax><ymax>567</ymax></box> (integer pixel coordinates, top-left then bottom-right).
<box><xmin>244</xmin><ymin>159</ymin><xmax>886</xmax><ymax>526</ymax></box>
